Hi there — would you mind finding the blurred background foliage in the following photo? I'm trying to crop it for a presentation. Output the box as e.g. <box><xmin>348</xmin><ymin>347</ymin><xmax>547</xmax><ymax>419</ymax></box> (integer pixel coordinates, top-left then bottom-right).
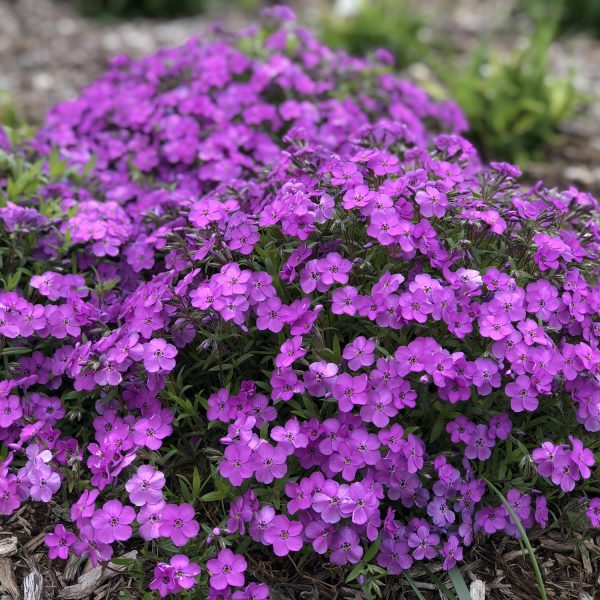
<box><xmin>2</xmin><ymin>0</ymin><xmax>599</xmax><ymax>167</ymax></box>
<box><xmin>69</xmin><ymin>0</ymin><xmax>261</xmax><ymax>19</ymax></box>
<box><xmin>72</xmin><ymin>0</ymin><xmax>208</xmax><ymax>19</ymax></box>
<box><xmin>321</xmin><ymin>0</ymin><xmax>586</xmax><ymax>164</ymax></box>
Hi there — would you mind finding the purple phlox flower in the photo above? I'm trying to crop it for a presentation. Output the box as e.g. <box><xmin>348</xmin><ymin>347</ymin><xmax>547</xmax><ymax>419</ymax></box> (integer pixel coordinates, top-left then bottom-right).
<box><xmin>28</xmin><ymin>464</ymin><xmax>61</xmax><ymax>502</ymax></box>
<box><xmin>44</xmin><ymin>524</ymin><xmax>76</xmax><ymax>560</ymax></box>
<box><xmin>464</xmin><ymin>425</ymin><xmax>494</xmax><ymax>461</ymax></box>
<box><xmin>232</xmin><ymin>582</ymin><xmax>270</xmax><ymax>600</ymax></box>
<box><xmin>275</xmin><ymin>336</ymin><xmax>306</xmax><ymax>368</ymax></box>
<box><xmin>427</xmin><ymin>496</ymin><xmax>456</xmax><ymax>528</ymax></box>
<box><xmin>264</xmin><ymin>514</ymin><xmax>303</xmax><ymax>556</ymax></box>
<box><xmin>586</xmin><ymin>498</ymin><xmax>600</xmax><ymax>527</ymax></box>
<box><xmin>377</xmin><ymin>537</ymin><xmax>413</xmax><ymax>574</ymax></box>
<box><xmin>253</xmin><ymin>442</ymin><xmax>288</xmax><ymax>484</ymax></box>
<box><xmin>142</xmin><ymin>338</ymin><xmax>177</xmax><ymax>373</ymax></box>
<box><xmin>343</xmin><ymin>336</ymin><xmax>376</xmax><ymax>371</ymax></box>
<box><xmin>138</xmin><ymin>500</ymin><xmax>166</xmax><ymax>541</ymax></box>
<box><xmin>219</xmin><ymin>443</ymin><xmax>254</xmax><ymax>486</ymax></box>
<box><xmin>304</xmin><ymin>360</ymin><xmax>338</xmax><ymax>396</ymax></box>
<box><xmin>159</xmin><ymin>503</ymin><xmax>199</xmax><ymax>547</ymax></box>
<box><xmin>125</xmin><ymin>464</ymin><xmax>166</xmax><ymax>506</ymax></box>
<box><xmin>90</xmin><ymin>500</ymin><xmax>136</xmax><ymax>544</ymax></box>
<box><xmin>316</xmin><ymin>252</ymin><xmax>352</xmax><ymax>287</ymax></box>
<box><xmin>330</xmin><ymin>526</ymin><xmax>363</xmax><ymax>565</ymax></box>
<box><xmin>332</xmin><ymin>373</ymin><xmax>369</xmax><ymax>412</ymax></box>
<box><xmin>569</xmin><ymin>436</ymin><xmax>595</xmax><ymax>479</ymax></box>
<box><xmin>408</xmin><ymin>525</ymin><xmax>439</xmax><ymax>560</ymax></box>
<box><xmin>132</xmin><ymin>413</ymin><xmax>173</xmax><ymax>450</ymax></box>
<box><xmin>207</xmin><ymin>549</ymin><xmax>247</xmax><ymax>590</ymax></box>
<box><xmin>505</xmin><ymin>375</ymin><xmax>539</xmax><ymax>412</ymax></box>
<box><xmin>441</xmin><ymin>535</ymin><xmax>463</xmax><ymax>570</ymax></box>
<box><xmin>270</xmin><ymin>418</ymin><xmax>308</xmax><ymax>453</ymax></box>
<box><xmin>72</xmin><ymin>522</ymin><xmax>113</xmax><ymax>567</ymax></box>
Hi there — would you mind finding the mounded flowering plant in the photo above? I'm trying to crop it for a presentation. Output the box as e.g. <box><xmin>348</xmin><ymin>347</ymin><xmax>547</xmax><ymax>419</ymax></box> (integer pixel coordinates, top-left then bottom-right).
<box><xmin>0</xmin><ymin>5</ymin><xmax>599</xmax><ymax>598</ymax></box>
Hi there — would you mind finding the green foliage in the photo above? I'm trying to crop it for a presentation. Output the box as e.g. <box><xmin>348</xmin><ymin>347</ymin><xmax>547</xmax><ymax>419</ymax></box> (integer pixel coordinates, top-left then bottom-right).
<box><xmin>438</xmin><ymin>23</ymin><xmax>577</xmax><ymax>163</ymax></box>
<box><xmin>516</xmin><ymin>0</ymin><xmax>600</xmax><ymax>37</ymax></box>
<box><xmin>558</xmin><ymin>1</ymin><xmax>600</xmax><ymax>35</ymax></box>
<box><xmin>71</xmin><ymin>0</ymin><xmax>209</xmax><ymax>19</ymax></box>
<box><xmin>0</xmin><ymin>91</ymin><xmax>33</xmax><ymax>145</ymax></box>
<box><xmin>320</xmin><ymin>0</ymin><xmax>427</xmax><ymax>69</ymax></box>
<box><xmin>320</xmin><ymin>0</ymin><xmax>579</xmax><ymax>164</ymax></box>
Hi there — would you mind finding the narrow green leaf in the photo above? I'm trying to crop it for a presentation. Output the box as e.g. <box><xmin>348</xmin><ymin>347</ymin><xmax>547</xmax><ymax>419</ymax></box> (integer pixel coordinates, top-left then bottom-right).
<box><xmin>403</xmin><ymin>573</ymin><xmax>427</xmax><ymax>600</ymax></box>
<box><xmin>483</xmin><ymin>477</ymin><xmax>547</xmax><ymax>600</ymax></box>
<box><xmin>448</xmin><ymin>567</ymin><xmax>471</xmax><ymax>600</ymax></box>
<box><xmin>363</xmin><ymin>536</ymin><xmax>382</xmax><ymax>563</ymax></box>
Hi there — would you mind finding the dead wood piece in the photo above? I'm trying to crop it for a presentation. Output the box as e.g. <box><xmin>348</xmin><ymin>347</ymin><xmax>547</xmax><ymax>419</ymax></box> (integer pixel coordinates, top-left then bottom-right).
<box><xmin>470</xmin><ymin>579</ymin><xmax>486</xmax><ymax>600</ymax></box>
<box><xmin>538</xmin><ymin>539</ymin><xmax>573</xmax><ymax>552</ymax></box>
<box><xmin>22</xmin><ymin>533</ymin><xmax>47</xmax><ymax>554</ymax></box>
<box><xmin>62</xmin><ymin>556</ymin><xmax>81</xmax><ymax>583</ymax></box>
<box><xmin>58</xmin><ymin>551</ymin><xmax>137</xmax><ymax>600</ymax></box>
<box><xmin>22</xmin><ymin>570</ymin><xmax>43</xmax><ymax>600</ymax></box>
<box><xmin>500</xmin><ymin>549</ymin><xmax>529</xmax><ymax>562</ymax></box>
<box><xmin>0</xmin><ymin>558</ymin><xmax>20</xmax><ymax>600</ymax></box>
<box><xmin>0</xmin><ymin>537</ymin><xmax>18</xmax><ymax>558</ymax></box>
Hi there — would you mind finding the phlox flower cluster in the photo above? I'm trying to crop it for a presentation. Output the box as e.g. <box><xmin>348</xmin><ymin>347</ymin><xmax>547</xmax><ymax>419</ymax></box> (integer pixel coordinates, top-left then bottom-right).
<box><xmin>0</xmin><ymin>5</ymin><xmax>598</xmax><ymax>598</ymax></box>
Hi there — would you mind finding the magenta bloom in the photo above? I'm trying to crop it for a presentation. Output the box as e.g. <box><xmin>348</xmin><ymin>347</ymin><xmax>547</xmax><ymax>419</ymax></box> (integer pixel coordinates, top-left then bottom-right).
<box><xmin>587</xmin><ymin>498</ymin><xmax>600</xmax><ymax>528</ymax></box>
<box><xmin>149</xmin><ymin>563</ymin><xmax>177</xmax><ymax>597</ymax></box>
<box><xmin>72</xmin><ymin>524</ymin><xmax>113</xmax><ymax>567</ymax></box>
<box><xmin>415</xmin><ymin>186</ymin><xmax>448</xmax><ymax>218</ymax></box>
<box><xmin>264</xmin><ymin>514</ymin><xmax>303</xmax><ymax>556</ymax></box>
<box><xmin>342</xmin><ymin>336</ymin><xmax>376</xmax><ymax>371</ymax></box>
<box><xmin>29</xmin><ymin>465</ymin><xmax>61</xmax><ymax>502</ymax></box>
<box><xmin>316</xmin><ymin>252</ymin><xmax>352</xmax><ymax>287</ymax></box>
<box><xmin>91</xmin><ymin>500</ymin><xmax>136</xmax><ymax>544</ymax></box>
<box><xmin>253</xmin><ymin>443</ymin><xmax>288</xmax><ymax>484</ymax></box>
<box><xmin>138</xmin><ymin>501</ymin><xmax>165</xmax><ymax>541</ymax></box>
<box><xmin>171</xmin><ymin>554</ymin><xmax>201</xmax><ymax>590</ymax></box>
<box><xmin>331</xmin><ymin>373</ymin><xmax>369</xmax><ymax>412</ymax></box>
<box><xmin>207</xmin><ymin>548</ymin><xmax>247</xmax><ymax>590</ymax></box>
<box><xmin>505</xmin><ymin>375</ymin><xmax>539</xmax><ymax>412</ymax></box>
<box><xmin>330</xmin><ymin>526</ymin><xmax>363</xmax><ymax>565</ymax></box>
<box><xmin>44</xmin><ymin>524</ymin><xmax>76</xmax><ymax>560</ymax></box>
<box><xmin>142</xmin><ymin>338</ymin><xmax>177</xmax><ymax>373</ymax></box>
<box><xmin>159</xmin><ymin>503</ymin><xmax>199</xmax><ymax>547</ymax></box>
<box><xmin>408</xmin><ymin>525</ymin><xmax>440</xmax><ymax>560</ymax></box>
<box><xmin>125</xmin><ymin>464</ymin><xmax>166</xmax><ymax>506</ymax></box>
<box><xmin>70</xmin><ymin>488</ymin><xmax>99</xmax><ymax>523</ymax></box>
<box><xmin>233</xmin><ymin>583</ymin><xmax>270</xmax><ymax>600</ymax></box>
<box><xmin>275</xmin><ymin>336</ymin><xmax>306</xmax><ymax>368</ymax></box>
<box><xmin>220</xmin><ymin>443</ymin><xmax>254</xmax><ymax>486</ymax></box>
<box><xmin>256</xmin><ymin>297</ymin><xmax>286</xmax><ymax>333</ymax></box>
<box><xmin>0</xmin><ymin>395</ymin><xmax>22</xmax><ymax>428</ymax></box>
<box><xmin>132</xmin><ymin>414</ymin><xmax>173</xmax><ymax>450</ymax></box>
<box><xmin>0</xmin><ymin>477</ymin><xmax>20</xmax><ymax>515</ymax></box>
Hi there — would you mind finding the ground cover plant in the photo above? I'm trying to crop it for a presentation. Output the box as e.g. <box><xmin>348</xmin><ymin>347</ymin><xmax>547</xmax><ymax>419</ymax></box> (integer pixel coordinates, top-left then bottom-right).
<box><xmin>0</xmin><ymin>5</ymin><xmax>599</xmax><ymax>598</ymax></box>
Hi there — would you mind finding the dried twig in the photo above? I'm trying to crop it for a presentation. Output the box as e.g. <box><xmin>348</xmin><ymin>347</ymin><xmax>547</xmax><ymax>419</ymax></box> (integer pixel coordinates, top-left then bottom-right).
<box><xmin>22</xmin><ymin>570</ymin><xmax>43</xmax><ymax>600</ymax></box>
<box><xmin>0</xmin><ymin>558</ymin><xmax>20</xmax><ymax>600</ymax></box>
<box><xmin>0</xmin><ymin>537</ymin><xmax>18</xmax><ymax>558</ymax></box>
<box><xmin>58</xmin><ymin>551</ymin><xmax>137</xmax><ymax>600</ymax></box>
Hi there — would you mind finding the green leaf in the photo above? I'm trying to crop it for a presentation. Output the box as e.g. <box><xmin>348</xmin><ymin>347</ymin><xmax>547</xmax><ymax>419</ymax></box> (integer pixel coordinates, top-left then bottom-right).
<box><xmin>345</xmin><ymin>562</ymin><xmax>364</xmax><ymax>583</ymax></box>
<box><xmin>363</xmin><ymin>536</ymin><xmax>382</xmax><ymax>563</ymax></box>
<box><xmin>199</xmin><ymin>490</ymin><xmax>228</xmax><ymax>502</ymax></box>
<box><xmin>448</xmin><ymin>567</ymin><xmax>472</xmax><ymax>600</ymax></box>
<box><xmin>192</xmin><ymin>467</ymin><xmax>201</xmax><ymax>500</ymax></box>
<box><xmin>403</xmin><ymin>573</ymin><xmax>427</xmax><ymax>600</ymax></box>
<box><xmin>483</xmin><ymin>477</ymin><xmax>547</xmax><ymax>600</ymax></box>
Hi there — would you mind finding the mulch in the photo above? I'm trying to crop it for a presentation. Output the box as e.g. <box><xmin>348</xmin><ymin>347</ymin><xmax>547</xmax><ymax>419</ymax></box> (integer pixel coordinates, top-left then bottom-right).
<box><xmin>1</xmin><ymin>502</ymin><xmax>599</xmax><ymax>599</ymax></box>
